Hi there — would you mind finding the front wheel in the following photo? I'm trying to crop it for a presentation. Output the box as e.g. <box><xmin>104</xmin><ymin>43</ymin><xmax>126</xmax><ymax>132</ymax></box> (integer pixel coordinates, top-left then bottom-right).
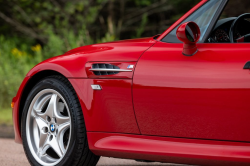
<box><xmin>21</xmin><ymin>76</ymin><xmax>100</xmax><ymax>166</ymax></box>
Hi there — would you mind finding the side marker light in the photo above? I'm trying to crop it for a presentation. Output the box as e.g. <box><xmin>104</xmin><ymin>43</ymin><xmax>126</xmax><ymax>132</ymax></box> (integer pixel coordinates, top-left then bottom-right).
<box><xmin>91</xmin><ymin>85</ymin><xmax>102</xmax><ymax>90</ymax></box>
<box><xmin>11</xmin><ymin>102</ymin><xmax>15</xmax><ymax>108</ymax></box>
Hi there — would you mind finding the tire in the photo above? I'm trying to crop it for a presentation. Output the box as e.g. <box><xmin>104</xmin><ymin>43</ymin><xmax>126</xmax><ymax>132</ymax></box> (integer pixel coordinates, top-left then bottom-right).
<box><xmin>21</xmin><ymin>75</ymin><xmax>100</xmax><ymax>166</ymax></box>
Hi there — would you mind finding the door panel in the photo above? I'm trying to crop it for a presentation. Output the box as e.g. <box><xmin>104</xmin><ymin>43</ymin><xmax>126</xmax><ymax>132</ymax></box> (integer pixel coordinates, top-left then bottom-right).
<box><xmin>70</xmin><ymin>78</ymin><xmax>140</xmax><ymax>134</ymax></box>
<box><xmin>133</xmin><ymin>41</ymin><xmax>250</xmax><ymax>142</ymax></box>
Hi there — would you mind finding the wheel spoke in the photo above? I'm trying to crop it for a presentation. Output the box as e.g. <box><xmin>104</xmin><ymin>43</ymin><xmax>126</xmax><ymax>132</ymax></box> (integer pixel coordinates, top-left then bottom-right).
<box><xmin>58</xmin><ymin>122</ymin><xmax>70</xmax><ymax>136</ymax></box>
<box><xmin>55</xmin><ymin>102</ymin><xmax>70</xmax><ymax>125</ymax></box>
<box><xmin>34</xmin><ymin>117</ymin><xmax>47</xmax><ymax>131</ymax></box>
<box><xmin>34</xmin><ymin>94</ymin><xmax>51</xmax><ymax>113</ymax></box>
<box><xmin>33</xmin><ymin>119</ymin><xmax>40</xmax><ymax>149</ymax></box>
<box><xmin>40</xmin><ymin>154</ymin><xmax>58</xmax><ymax>163</ymax></box>
<box><xmin>57</xmin><ymin>121</ymin><xmax>70</xmax><ymax>151</ymax></box>
<box><xmin>34</xmin><ymin>117</ymin><xmax>49</xmax><ymax>150</ymax></box>
<box><xmin>49</xmin><ymin>136</ymin><xmax>64</xmax><ymax>158</ymax></box>
<box><xmin>46</xmin><ymin>94</ymin><xmax>58</xmax><ymax>118</ymax></box>
<box><xmin>39</xmin><ymin>132</ymin><xmax>48</xmax><ymax>150</ymax></box>
<box><xmin>38</xmin><ymin>139</ymin><xmax>50</xmax><ymax>158</ymax></box>
<box><xmin>37</xmin><ymin>94</ymin><xmax>58</xmax><ymax>120</ymax></box>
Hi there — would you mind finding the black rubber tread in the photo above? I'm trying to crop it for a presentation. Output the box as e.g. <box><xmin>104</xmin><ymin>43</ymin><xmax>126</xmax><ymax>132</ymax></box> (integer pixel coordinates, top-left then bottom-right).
<box><xmin>21</xmin><ymin>75</ymin><xmax>100</xmax><ymax>166</ymax></box>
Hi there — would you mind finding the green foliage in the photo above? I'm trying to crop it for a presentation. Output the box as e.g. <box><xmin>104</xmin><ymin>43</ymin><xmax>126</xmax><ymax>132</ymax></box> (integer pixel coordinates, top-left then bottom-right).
<box><xmin>169</xmin><ymin>0</ymin><xmax>201</xmax><ymax>21</ymax></box>
<box><xmin>0</xmin><ymin>108</ymin><xmax>12</xmax><ymax>125</ymax></box>
<box><xmin>170</xmin><ymin>0</ymin><xmax>200</xmax><ymax>13</ymax></box>
<box><xmin>0</xmin><ymin>35</ymin><xmax>41</xmax><ymax>108</ymax></box>
<box><xmin>0</xmin><ymin>28</ymin><xmax>94</xmax><ymax>109</ymax></box>
<box><xmin>135</xmin><ymin>13</ymin><xmax>148</xmax><ymax>38</ymax></box>
<box><xmin>135</xmin><ymin>0</ymin><xmax>152</xmax><ymax>6</ymax></box>
<box><xmin>97</xmin><ymin>33</ymin><xmax>116</xmax><ymax>43</ymax></box>
<box><xmin>0</xmin><ymin>0</ymin><xmax>201</xmax><ymax>44</ymax></box>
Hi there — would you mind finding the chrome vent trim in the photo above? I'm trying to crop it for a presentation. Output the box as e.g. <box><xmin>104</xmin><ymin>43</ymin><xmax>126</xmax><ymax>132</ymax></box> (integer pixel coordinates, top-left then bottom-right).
<box><xmin>90</xmin><ymin>63</ymin><xmax>132</xmax><ymax>76</ymax></box>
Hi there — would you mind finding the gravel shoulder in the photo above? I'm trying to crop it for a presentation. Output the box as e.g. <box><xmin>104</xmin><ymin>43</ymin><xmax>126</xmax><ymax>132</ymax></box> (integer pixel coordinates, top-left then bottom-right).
<box><xmin>0</xmin><ymin>125</ymin><xmax>14</xmax><ymax>138</ymax></box>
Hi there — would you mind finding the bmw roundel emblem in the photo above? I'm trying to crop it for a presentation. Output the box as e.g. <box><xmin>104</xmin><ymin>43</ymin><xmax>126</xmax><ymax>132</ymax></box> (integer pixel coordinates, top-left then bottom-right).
<box><xmin>50</xmin><ymin>124</ymin><xmax>55</xmax><ymax>132</ymax></box>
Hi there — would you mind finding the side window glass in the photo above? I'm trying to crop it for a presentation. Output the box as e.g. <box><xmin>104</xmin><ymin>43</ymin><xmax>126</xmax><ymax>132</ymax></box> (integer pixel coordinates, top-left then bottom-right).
<box><xmin>162</xmin><ymin>0</ymin><xmax>223</xmax><ymax>43</ymax></box>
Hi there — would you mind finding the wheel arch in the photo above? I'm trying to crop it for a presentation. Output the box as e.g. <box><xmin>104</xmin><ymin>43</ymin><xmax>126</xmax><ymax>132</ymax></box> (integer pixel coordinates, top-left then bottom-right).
<box><xmin>18</xmin><ymin>70</ymin><xmax>76</xmax><ymax>136</ymax></box>
<box><xmin>19</xmin><ymin>70</ymin><xmax>99</xmax><ymax>165</ymax></box>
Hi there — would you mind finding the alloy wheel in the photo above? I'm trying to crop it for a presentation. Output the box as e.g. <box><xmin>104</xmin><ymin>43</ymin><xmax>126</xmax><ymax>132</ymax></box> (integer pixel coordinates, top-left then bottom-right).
<box><xmin>25</xmin><ymin>89</ymin><xmax>71</xmax><ymax>165</ymax></box>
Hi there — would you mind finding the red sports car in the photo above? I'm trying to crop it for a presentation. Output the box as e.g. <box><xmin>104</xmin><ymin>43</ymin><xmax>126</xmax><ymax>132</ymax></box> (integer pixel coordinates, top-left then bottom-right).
<box><xmin>12</xmin><ymin>0</ymin><xmax>250</xmax><ymax>165</ymax></box>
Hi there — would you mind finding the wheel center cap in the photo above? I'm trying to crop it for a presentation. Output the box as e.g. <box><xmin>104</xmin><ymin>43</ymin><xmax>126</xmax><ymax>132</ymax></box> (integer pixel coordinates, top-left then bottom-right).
<box><xmin>50</xmin><ymin>123</ymin><xmax>56</xmax><ymax>132</ymax></box>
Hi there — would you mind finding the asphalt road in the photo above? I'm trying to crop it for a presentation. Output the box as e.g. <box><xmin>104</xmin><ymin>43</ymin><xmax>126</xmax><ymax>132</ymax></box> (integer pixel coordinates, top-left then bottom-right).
<box><xmin>0</xmin><ymin>138</ymin><xmax>180</xmax><ymax>166</ymax></box>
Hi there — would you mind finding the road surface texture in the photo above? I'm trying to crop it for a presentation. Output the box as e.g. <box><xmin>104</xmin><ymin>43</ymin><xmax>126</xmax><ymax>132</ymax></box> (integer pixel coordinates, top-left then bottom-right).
<box><xmin>0</xmin><ymin>138</ymin><xmax>184</xmax><ymax>166</ymax></box>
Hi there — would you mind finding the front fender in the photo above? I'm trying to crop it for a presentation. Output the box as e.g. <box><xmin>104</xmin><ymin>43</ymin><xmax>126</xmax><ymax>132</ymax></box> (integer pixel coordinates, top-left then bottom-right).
<box><xmin>27</xmin><ymin>55</ymin><xmax>87</xmax><ymax>78</ymax></box>
<box><xmin>13</xmin><ymin>37</ymin><xmax>156</xmax><ymax>143</ymax></box>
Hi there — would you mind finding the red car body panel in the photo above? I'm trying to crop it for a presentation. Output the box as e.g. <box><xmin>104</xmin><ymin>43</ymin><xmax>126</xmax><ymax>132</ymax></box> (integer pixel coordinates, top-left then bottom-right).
<box><xmin>26</xmin><ymin>37</ymin><xmax>155</xmax><ymax>78</ymax></box>
<box><xmin>133</xmin><ymin>42</ymin><xmax>250</xmax><ymax>142</ymax></box>
<box><xmin>68</xmin><ymin>78</ymin><xmax>140</xmax><ymax>134</ymax></box>
<box><xmin>12</xmin><ymin>0</ymin><xmax>250</xmax><ymax>165</ymax></box>
<box><xmin>88</xmin><ymin>132</ymin><xmax>250</xmax><ymax>166</ymax></box>
<box><xmin>12</xmin><ymin>76</ymin><xmax>30</xmax><ymax>143</ymax></box>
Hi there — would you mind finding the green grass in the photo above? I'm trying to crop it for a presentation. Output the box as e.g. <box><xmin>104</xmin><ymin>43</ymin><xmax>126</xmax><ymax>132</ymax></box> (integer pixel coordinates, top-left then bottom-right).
<box><xmin>0</xmin><ymin>108</ymin><xmax>13</xmax><ymax>126</ymax></box>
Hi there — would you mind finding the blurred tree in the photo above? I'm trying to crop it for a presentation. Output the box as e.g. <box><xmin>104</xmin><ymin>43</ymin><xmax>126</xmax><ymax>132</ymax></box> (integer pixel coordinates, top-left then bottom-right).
<box><xmin>0</xmin><ymin>0</ymin><xmax>199</xmax><ymax>46</ymax></box>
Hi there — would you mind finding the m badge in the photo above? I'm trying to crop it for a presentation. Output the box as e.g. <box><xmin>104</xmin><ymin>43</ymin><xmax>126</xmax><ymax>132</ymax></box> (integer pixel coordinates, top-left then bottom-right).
<box><xmin>127</xmin><ymin>65</ymin><xmax>134</xmax><ymax>69</ymax></box>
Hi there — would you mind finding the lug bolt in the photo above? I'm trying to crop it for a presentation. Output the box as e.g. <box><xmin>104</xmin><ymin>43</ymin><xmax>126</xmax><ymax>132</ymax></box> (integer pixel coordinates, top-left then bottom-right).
<box><xmin>49</xmin><ymin>135</ymin><xmax>53</xmax><ymax>141</ymax></box>
<box><xmin>52</xmin><ymin>118</ymin><xmax>57</xmax><ymax>123</ymax></box>
<box><xmin>42</xmin><ymin>127</ymin><xmax>48</xmax><ymax>133</ymax></box>
<box><xmin>46</xmin><ymin>116</ymin><xmax>51</xmax><ymax>122</ymax></box>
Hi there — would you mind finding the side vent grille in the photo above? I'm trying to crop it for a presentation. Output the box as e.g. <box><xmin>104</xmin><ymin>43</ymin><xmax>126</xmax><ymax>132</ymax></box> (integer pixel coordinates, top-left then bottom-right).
<box><xmin>92</xmin><ymin>64</ymin><xmax>120</xmax><ymax>75</ymax></box>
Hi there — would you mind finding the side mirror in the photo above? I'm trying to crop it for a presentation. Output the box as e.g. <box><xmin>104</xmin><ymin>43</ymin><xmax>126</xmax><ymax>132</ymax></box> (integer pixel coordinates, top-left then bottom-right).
<box><xmin>176</xmin><ymin>22</ymin><xmax>200</xmax><ymax>56</ymax></box>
